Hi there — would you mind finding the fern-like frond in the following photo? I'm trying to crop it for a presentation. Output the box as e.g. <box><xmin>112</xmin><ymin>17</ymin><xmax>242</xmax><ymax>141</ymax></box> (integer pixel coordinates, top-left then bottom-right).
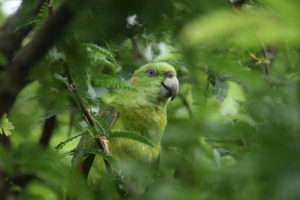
<box><xmin>16</xmin><ymin>1</ymin><xmax>49</xmax><ymax>31</ymax></box>
<box><xmin>55</xmin><ymin>133</ymin><xmax>84</xmax><ymax>151</ymax></box>
<box><xmin>109</xmin><ymin>131</ymin><xmax>154</xmax><ymax>147</ymax></box>
<box><xmin>93</xmin><ymin>73</ymin><xmax>137</xmax><ymax>91</ymax></box>
<box><xmin>84</xmin><ymin>43</ymin><xmax>117</xmax><ymax>63</ymax></box>
<box><xmin>94</xmin><ymin>115</ymin><xmax>110</xmax><ymax>136</ymax></box>
<box><xmin>84</xmin><ymin>43</ymin><xmax>120</xmax><ymax>73</ymax></box>
<box><xmin>84</xmin><ymin>148</ymin><xmax>117</xmax><ymax>167</ymax></box>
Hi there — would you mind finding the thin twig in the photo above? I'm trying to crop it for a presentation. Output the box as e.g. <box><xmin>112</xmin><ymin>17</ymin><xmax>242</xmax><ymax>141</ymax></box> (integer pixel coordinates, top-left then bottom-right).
<box><xmin>131</xmin><ymin>37</ymin><xmax>147</xmax><ymax>63</ymax></box>
<box><xmin>253</xmin><ymin>34</ymin><xmax>271</xmax><ymax>76</ymax></box>
<box><xmin>260</xmin><ymin>42</ymin><xmax>271</xmax><ymax>76</ymax></box>
<box><xmin>0</xmin><ymin>0</ymin><xmax>81</xmax><ymax>118</ymax></box>
<box><xmin>230</xmin><ymin>3</ymin><xmax>271</xmax><ymax>76</ymax></box>
<box><xmin>0</xmin><ymin>0</ymin><xmax>46</xmax><ymax>60</ymax></box>
<box><xmin>63</xmin><ymin>64</ymin><xmax>135</xmax><ymax>197</ymax></box>
<box><xmin>63</xmin><ymin>64</ymin><xmax>112</xmax><ymax>171</ymax></box>
<box><xmin>178</xmin><ymin>94</ymin><xmax>193</xmax><ymax>119</ymax></box>
<box><xmin>68</xmin><ymin>111</ymin><xmax>75</xmax><ymax>136</ymax></box>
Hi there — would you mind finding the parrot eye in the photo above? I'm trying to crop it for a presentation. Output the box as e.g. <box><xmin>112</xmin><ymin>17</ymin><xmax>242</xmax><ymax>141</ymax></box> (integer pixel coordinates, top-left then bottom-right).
<box><xmin>165</xmin><ymin>72</ymin><xmax>175</xmax><ymax>78</ymax></box>
<box><xmin>146</xmin><ymin>69</ymin><xmax>157</xmax><ymax>77</ymax></box>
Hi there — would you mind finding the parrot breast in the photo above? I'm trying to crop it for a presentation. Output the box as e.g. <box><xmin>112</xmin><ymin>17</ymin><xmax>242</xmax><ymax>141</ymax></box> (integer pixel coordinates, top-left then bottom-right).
<box><xmin>108</xmin><ymin>97</ymin><xmax>168</xmax><ymax>161</ymax></box>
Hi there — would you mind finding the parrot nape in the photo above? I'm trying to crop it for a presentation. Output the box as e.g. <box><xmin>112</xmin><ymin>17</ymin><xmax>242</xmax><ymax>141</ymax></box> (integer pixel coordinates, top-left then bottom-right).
<box><xmin>71</xmin><ymin>62</ymin><xmax>179</xmax><ymax>188</ymax></box>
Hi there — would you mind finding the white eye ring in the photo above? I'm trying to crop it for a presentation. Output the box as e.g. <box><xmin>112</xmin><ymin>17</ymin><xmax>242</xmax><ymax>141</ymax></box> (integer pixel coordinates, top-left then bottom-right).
<box><xmin>146</xmin><ymin>69</ymin><xmax>157</xmax><ymax>77</ymax></box>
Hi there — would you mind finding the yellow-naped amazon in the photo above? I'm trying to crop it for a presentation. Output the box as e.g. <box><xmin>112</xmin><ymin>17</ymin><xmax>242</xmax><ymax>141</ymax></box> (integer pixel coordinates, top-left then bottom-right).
<box><xmin>72</xmin><ymin>62</ymin><xmax>179</xmax><ymax>180</ymax></box>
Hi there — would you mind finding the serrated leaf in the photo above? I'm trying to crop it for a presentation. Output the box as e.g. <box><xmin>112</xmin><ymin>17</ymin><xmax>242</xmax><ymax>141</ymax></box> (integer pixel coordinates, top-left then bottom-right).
<box><xmin>0</xmin><ymin>113</ymin><xmax>15</xmax><ymax>136</ymax></box>
<box><xmin>83</xmin><ymin>43</ymin><xmax>121</xmax><ymax>74</ymax></box>
<box><xmin>84</xmin><ymin>148</ymin><xmax>117</xmax><ymax>167</ymax></box>
<box><xmin>94</xmin><ymin>73</ymin><xmax>137</xmax><ymax>91</ymax></box>
<box><xmin>53</xmin><ymin>73</ymin><xmax>69</xmax><ymax>87</ymax></box>
<box><xmin>84</xmin><ymin>43</ymin><xmax>117</xmax><ymax>63</ymax></box>
<box><xmin>94</xmin><ymin>57</ymin><xmax>117</xmax><ymax>71</ymax></box>
<box><xmin>15</xmin><ymin>1</ymin><xmax>49</xmax><ymax>31</ymax></box>
<box><xmin>15</xmin><ymin>16</ymin><xmax>43</xmax><ymax>31</ymax></box>
<box><xmin>55</xmin><ymin>134</ymin><xmax>84</xmax><ymax>151</ymax></box>
<box><xmin>109</xmin><ymin>131</ymin><xmax>154</xmax><ymax>147</ymax></box>
<box><xmin>93</xmin><ymin>115</ymin><xmax>110</xmax><ymax>136</ymax></box>
<box><xmin>86</xmin><ymin>126</ymin><xmax>98</xmax><ymax>137</ymax></box>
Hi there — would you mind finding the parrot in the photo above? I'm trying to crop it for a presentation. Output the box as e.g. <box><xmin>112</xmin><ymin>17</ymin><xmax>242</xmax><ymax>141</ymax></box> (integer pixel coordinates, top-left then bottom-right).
<box><xmin>71</xmin><ymin>62</ymin><xmax>179</xmax><ymax>193</ymax></box>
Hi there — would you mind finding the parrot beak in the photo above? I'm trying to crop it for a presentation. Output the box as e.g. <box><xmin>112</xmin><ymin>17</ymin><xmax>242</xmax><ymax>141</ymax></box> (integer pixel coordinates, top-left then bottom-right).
<box><xmin>160</xmin><ymin>72</ymin><xmax>179</xmax><ymax>100</ymax></box>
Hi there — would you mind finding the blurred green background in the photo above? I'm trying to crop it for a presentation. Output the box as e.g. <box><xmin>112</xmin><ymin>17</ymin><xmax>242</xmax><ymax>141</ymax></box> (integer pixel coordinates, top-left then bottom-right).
<box><xmin>1</xmin><ymin>0</ymin><xmax>300</xmax><ymax>199</ymax></box>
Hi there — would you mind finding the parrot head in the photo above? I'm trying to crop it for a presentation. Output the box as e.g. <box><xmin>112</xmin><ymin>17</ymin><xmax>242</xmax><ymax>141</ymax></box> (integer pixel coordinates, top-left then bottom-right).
<box><xmin>129</xmin><ymin>62</ymin><xmax>179</xmax><ymax>102</ymax></box>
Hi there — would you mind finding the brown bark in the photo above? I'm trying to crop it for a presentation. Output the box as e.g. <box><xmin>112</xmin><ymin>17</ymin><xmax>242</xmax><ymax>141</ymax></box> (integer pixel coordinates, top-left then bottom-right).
<box><xmin>0</xmin><ymin>0</ymin><xmax>46</xmax><ymax>61</ymax></box>
<box><xmin>39</xmin><ymin>115</ymin><xmax>56</xmax><ymax>147</ymax></box>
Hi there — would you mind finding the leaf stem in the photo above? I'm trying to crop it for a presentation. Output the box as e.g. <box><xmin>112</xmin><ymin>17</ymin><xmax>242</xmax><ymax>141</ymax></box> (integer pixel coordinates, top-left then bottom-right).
<box><xmin>63</xmin><ymin>64</ymin><xmax>112</xmax><ymax>171</ymax></box>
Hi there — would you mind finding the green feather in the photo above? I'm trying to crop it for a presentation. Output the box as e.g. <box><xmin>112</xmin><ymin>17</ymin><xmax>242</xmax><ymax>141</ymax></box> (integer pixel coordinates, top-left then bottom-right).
<box><xmin>105</xmin><ymin>62</ymin><xmax>176</xmax><ymax>161</ymax></box>
<box><xmin>73</xmin><ymin>62</ymin><xmax>177</xmax><ymax>183</ymax></box>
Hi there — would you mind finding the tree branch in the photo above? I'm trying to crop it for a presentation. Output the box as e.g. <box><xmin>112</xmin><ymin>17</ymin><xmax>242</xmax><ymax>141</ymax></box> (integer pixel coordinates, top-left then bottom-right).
<box><xmin>63</xmin><ymin>64</ymin><xmax>112</xmax><ymax>171</ymax></box>
<box><xmin>68</xmin><ymin>111</ymin><xmax>76</xmax><ymax>136</ymax></box>
<box><xmin>131</xmin><ymin>37</ymin><xmax>147</xmax><ymax>63</ymax></box>
<box><xmin>39</xmin><ymin>115</ymin><xmax>56</xmax><ymax>147</ymax></box>
<box><xmin>0</xmin><ymin>171</ymin><xmax>14</xmax><ymax>200</ymax></box>
<box><xmin>0</xmin><ymin>0</ymin><xmax>46</xmax><ymax>61</ymax></box>
<box><xmin>64</xmin><ymin>65</ymin><xmax>135</xmax><ymax>197</ymax></box>
<box><xmin>0</xmin><ymin>1</ymin><xmax>80</xmax><ymax>118</ymax></box>
<box><xmin>261</xmin><ymin>43</ymin><xmax>271</xmax><ymax>76</ymax></box>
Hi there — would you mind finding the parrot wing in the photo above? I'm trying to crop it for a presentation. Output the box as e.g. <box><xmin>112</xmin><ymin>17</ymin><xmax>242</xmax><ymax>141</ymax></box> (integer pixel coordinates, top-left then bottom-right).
<box><xmin>71</xmin><ymin>105</ymin><xmax>118</xmax><ymax>177</ymax></box>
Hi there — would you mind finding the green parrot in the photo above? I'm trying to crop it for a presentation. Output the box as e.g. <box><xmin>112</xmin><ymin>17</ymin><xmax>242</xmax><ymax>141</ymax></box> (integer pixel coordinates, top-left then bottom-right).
<box><xmin>72</xmin><ymin>62</ymin><xmax>179</xmax><ymax>180</ymax></box>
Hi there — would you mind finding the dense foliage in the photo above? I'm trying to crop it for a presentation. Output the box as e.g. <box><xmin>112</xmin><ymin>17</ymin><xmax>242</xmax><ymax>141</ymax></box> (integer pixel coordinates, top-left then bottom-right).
<box><xmin>1</xmin><ymin>0</ymin><xmax>300</xmax><ymax>199</ymax></box>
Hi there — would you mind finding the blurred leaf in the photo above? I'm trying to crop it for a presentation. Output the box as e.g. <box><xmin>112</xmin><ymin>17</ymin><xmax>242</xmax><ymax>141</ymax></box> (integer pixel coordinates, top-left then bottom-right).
<box><xmin>94</xmin><ymin>115</ymin><xmax>110</xmax><ymax>135</ymax></box>
<box><xmin>15</xmin><ymin>1</ymin><xmax>49</xmax><ymax>31</ymax></box>
<box><xmin>180</xmin><ymin>10</ymin><xmax>299</xmax><ymax>48</ymax></box>
<box><xmin>109</xmin><ymin>130</ymin><xmax>154</xmax><ymax>147</ymax></box>
<box><xmin>55</xmin><ymin>133</ymin><xmax>84</xmax><ymax>151</ymax></box>
<box><xmin>0</xmin><ymin>52</ymin><xmax>7</xmax><ymax>66</ymax></box>
<box><xmin>84</xmin><ymin>148</ymin><xmax>117</xmax><ymax>167</ymax></box>
<box><xmin>93</xmin><ymin>73</ymin><xmax>138</xmax><ymax>91</ymax></box>
<box><xmin>0</xmin><ymin>145</ymin><xmax>15</xmax><ymax>175</ymax></box>
<box><xmin>0</xmin><ymin>113</ymin><xmax>15</xmax><ymax>136</ymax></box>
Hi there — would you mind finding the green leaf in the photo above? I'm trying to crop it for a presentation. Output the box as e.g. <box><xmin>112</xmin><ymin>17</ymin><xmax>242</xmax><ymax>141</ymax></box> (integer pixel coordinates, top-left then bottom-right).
<box><xmin>55</xmin><ymin>133</ymin><xmax>84</xmax><ymax>151</ymax></box>
<box><xmin>94</xmin><ymin>115</ymin><xmax>110</xmax><ymax>135</ymax></box>
<box><xmin>168</xmin><ymin>146</ymin><xmax>195</xmax><ymax>165</ymax></box>
<box><xmin>15</xmin><ymin>1</ymin><xmax>49</xmax><ymax>31</ymax></box>
<box><xmin>0</xmin><ymin>113</ymin><xmax>15</xmax><ymax>136</ymax></box>
<box><xmin>84</xmin><ymin>148</ymin><xmax>117</xmax><ymax>167</ymax></box>
<box><xmin>210</xmin><ymin>75</ymin><xmax>228</xmax><ymax>102</ymax></box>
<box><xmin>84</xmin><ymin>43</ymin><xmax>120</xmax><ymax>73</ymax></box>
<box><xmin>94</xmin><ymin>73</ymin><xmax>138</xmax><ymax>91</ymax></box>
<box><xmin>180</xmin><ymin>10</ymin><xmax>300</xmax><ymax>48</ymax></box>
<box><xmin>0</xmin><ymin>53</ymin><xmax>7</xmax><ymax>65</ymax></box>
<box><xmin>109</xmin><ymin>131</ymin><xmax>154</xmax><ymax>147</ymax></box>
<box><xmin>15</xmin><ymin>16</ymin><xmax>43</xmax><ymax>31</ymax></box>
<box><xmin>53</xmin><ymin>73</ymin><xmax>69</xmax><ymax>87</ymax></box>
<box><xmin>84</xmin><ymin>43</ymin><xmax>117</xmax><ymax>63</ymax></box>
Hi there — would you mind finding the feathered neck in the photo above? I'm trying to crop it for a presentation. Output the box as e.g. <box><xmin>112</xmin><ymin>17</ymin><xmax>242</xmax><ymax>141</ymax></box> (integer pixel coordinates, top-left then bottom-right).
<box><xmin>107</xmin><ymin>90</ymin><xmax>168</xmax><ymax>144</ymax></box>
